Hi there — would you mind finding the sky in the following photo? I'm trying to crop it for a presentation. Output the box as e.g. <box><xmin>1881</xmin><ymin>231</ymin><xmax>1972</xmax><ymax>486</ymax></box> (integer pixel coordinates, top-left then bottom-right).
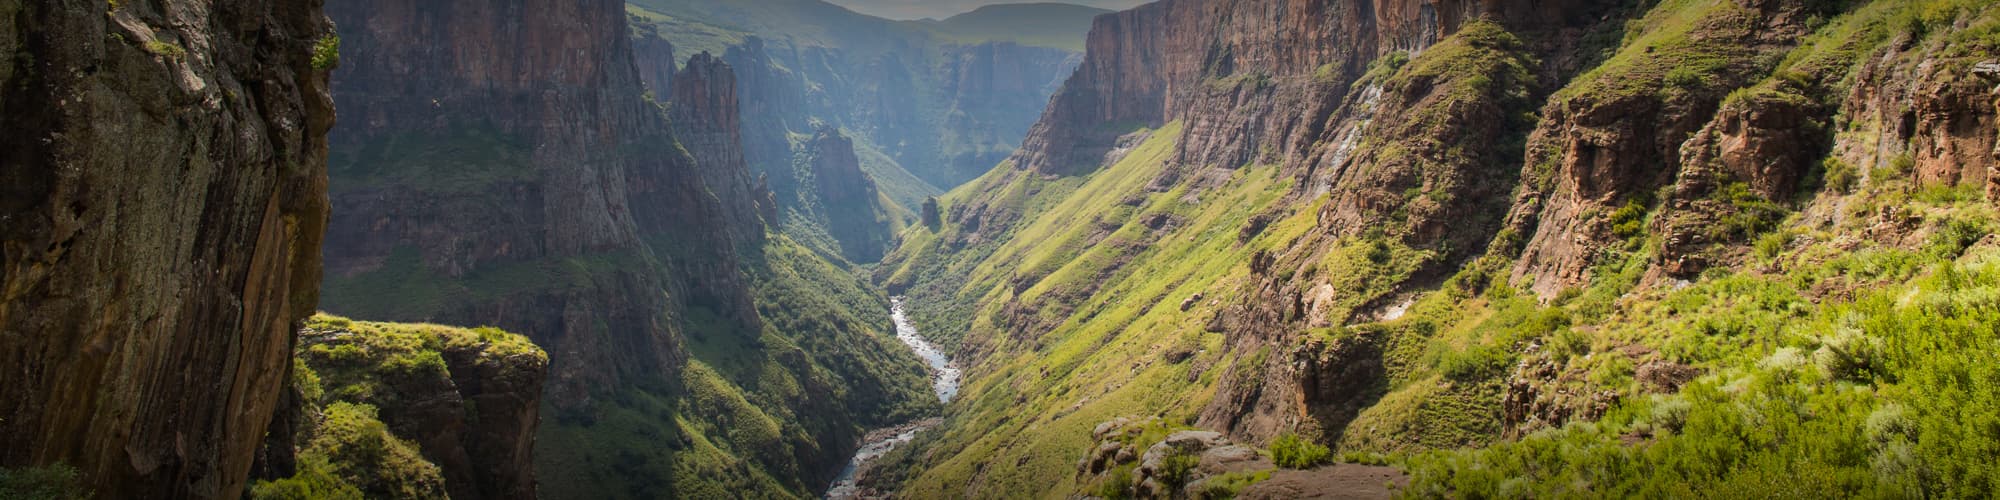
<box><xmin>823</xmin><ymin>0</ymin><xmax>1150</xmax><ymax>21</ymax></box>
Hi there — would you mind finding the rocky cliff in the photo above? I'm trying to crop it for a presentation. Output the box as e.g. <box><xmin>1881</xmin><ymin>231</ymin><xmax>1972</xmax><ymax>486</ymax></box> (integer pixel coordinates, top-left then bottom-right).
<box><xmin>880</xmin><ymin>0</ymin><xmax>2000</xmax><ymax>497</ymax></box>
<box><xmin>630</xmin><ymin>1</ymin><xmax>1091</xmax><ymax>261</ymax></box>
<box><xmin>317</xmin><ymin>0</ymin><xmax>934</xmax><ymax>497</ymax></box>
<box><xmin>319</xmin><ymin>0</ymin><xmax>737</xmax><ymax>408</ymax></box>
<box><xmin>0</xmin><ymin>0</ymin><xmax>333</xmax><ymax>497</ymax></box>
<box><xmin>252</xmin><ymin>316</ymin><xmax>548</xmax><ymax>499</ymax></box>
<box><xmin>807</xmin><ymin>128</ymin><xmax>896</xmax><ymax>263</ymax></box>
<box><xmin>666</xmin><ymin>51</ymin><xmax>769</xmax><ymax>247</ymax></box>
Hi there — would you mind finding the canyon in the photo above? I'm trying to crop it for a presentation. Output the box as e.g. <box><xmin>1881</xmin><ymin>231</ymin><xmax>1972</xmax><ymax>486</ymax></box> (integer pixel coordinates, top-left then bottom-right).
<box><xmin>5</xmin><ymin>0</ymin><xmax>2000</xmax><ymax>498</ymax></box>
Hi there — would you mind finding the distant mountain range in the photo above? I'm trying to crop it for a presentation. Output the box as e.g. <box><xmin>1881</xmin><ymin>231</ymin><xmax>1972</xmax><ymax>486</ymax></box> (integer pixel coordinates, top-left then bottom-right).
<box><xmin>827</xmin><ymin>0</ymin><xmax>1144</xmax><ymax>21</ymax></box>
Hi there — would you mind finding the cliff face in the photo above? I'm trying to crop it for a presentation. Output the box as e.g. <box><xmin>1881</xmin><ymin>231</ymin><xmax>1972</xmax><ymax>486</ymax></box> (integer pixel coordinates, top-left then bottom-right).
<box><xmin>667</xmin><ymin>51</ymin><xmax>768</xmax><ymax>247</ymax></box>
<box><xmin>807</xmin><ymin>129</ymin><xmax>895</xmax><ymax>263</ymax></box>
<box><xmin>321</xmin><ymin>0</ymin><xmax>745</xmax><ymax>406</ymax></box>
<box><xmin>0</xmin><ymin>0</ymin><xmax>333</xmax><ymax>497</ymax></box>
<box><xmin>1012</xmin><ymin>0</ymin><xmax>1602</xmax><ymax>176</ymax></box>
<box><xmin>320</xmin><ymin>0</ymin><xmax>934</xmax><ymax>498</ymax></box>
<box><xmin>632</xmin><ymin>3</ymin><xmax>1088</xmax><ymax>257</ymax></box>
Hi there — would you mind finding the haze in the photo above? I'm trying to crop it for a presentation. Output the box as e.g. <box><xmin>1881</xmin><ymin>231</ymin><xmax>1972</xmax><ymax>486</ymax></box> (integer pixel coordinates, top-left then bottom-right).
<box><xmin>826</xmin><ymin>0</ymin><xmax>1148</xmax><ymax>20</ymax></box>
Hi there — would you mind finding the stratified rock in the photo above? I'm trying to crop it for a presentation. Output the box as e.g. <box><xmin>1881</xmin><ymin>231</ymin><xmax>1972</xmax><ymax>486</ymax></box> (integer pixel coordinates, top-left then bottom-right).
<box><xmin>0</xmin><ymin>0</ymin><xmax>333</xmax><ymax>497</ymax></box>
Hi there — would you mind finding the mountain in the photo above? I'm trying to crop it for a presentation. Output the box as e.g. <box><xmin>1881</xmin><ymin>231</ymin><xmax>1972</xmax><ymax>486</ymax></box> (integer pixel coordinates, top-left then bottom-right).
<box><xmin>877</xmin><ymin>0</ymin><xmax>2000</xmax><ymax>497</ymax></box>
<box><xmin>918</xmin><ymin>3</ymin><xmax>1113</xmax><ymax>51</ymax></box>
<box><xmin>310</xmin><ymin>0</ymin><xmax>935</xmax><ymax>497</ymax></box>
<box><xmin>627</xmin><ymin>0</ymin><xmax>1096</xmax><ymax>262</ymax></box>
<box><xmin>0</xmin><ymin>0</ymin><xmax>334</xmax><ymax>497</ymax></box>
<box><xmin>830</xmin><ymin>0</ymin><xmax>1143</xmax><ymax>21</ymax></box>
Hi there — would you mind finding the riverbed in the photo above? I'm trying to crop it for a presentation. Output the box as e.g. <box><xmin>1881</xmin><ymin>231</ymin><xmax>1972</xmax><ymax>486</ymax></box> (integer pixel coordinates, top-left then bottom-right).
<box><xmin>823</xmin><ymin>297</ymin><xmax>959</xmax><ymax>499</ymax></box>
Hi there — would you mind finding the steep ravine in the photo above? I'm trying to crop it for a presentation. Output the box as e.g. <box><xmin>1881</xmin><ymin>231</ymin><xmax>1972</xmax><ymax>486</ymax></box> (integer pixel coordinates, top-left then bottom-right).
<box><xmin>824</xmin><ymin>297</ymin><xmax>960</xmax><ymax>499</ymax></box>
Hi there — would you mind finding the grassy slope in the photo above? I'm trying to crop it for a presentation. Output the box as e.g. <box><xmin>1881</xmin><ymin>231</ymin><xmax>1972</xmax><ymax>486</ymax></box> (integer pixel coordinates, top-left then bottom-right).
<box><xmin>877</xmin><ymin>0</ymin><xmax>2000</xmax><ymax>497</ymax></box>
<box><xmin>880</xmin><ymin>123</ymin><xmax>1332</xmax><ymax>496</ymax></box>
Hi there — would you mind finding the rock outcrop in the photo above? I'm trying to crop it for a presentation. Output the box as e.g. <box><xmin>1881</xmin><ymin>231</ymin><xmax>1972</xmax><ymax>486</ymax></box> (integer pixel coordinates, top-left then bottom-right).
<box><xmin>260</xmin><ymin>316</ymin><xmax>549</xmax><ymax>500</ymax></box>
<box><xmin>808</xmin><ymin>128</ymin><xmax>895</xmax><ymax>263</ymax></box>
<box><xmin>0</xmin><ymin>0</ymin><xmax>334</xmax><ymax>497</ymax></box>
<box><xmin>667</xmin><ymin>51</ymin><xmax>768</xmax><ymax>246</ymax></box>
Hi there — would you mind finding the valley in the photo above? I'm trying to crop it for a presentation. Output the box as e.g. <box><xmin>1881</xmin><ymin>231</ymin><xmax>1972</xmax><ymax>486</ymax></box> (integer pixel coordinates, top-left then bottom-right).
<box><xmin>5</xmin><ymin>0</ymin><xmax>2000</xmax><ymax>498</ymax></box>
<box><xmin>825</xmin><ymin>298</ymin><xmax>959</xmax><ymax>499</ymax></box>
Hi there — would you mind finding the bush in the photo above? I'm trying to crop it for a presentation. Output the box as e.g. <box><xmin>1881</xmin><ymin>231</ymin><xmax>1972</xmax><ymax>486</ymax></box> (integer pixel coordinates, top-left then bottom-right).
<box><xmin>1097</xmin><ymin>466</ymin><xmax>1135</xmax><ymax>500</ymax></box>
<box><xmin>1609</xmin><ymin>199</ymin><xmax>1649</xmax><ymax>240</ymax></box>
<box><xmin>1268</xmin><ymin>434</ymin><xmax>1333</xmax><ymax>469</ymax></box>
<box><xmin>1822</xmin><ymin>158</ymin><xmax>1858</xmax><ymax>193</ymax></box>
<box><xmin>249</xmin><ymin>457</ymin><xmax>364</xmax><ymax>500</ymax></box>
<box><xmin>1158</xmin><ymin>453</ymin><xmax>1202</xmax><ymax>491</ymax></box>
<box><xmin>312</xmin><ymin>36</ymin><xmax>341</xmax><ymax>71</ymax></box>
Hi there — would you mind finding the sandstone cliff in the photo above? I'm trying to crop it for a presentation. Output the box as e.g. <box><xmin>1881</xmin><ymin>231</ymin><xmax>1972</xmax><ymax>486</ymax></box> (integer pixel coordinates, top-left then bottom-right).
<box><xmin>0</xmin><ymin>0</ymin><xmax>333</xmax><ymax>497</ymax></box>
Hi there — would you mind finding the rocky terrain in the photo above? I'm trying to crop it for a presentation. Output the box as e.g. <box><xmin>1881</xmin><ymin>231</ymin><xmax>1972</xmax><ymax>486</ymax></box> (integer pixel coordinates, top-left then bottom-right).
<box><xmin>881</xmin><ymin>0</ymin><xmax>2000</xmax><ymax>497</ymax></box>
<box><xmin>0</xmin><ymin>0</ymin><xmax>334</xmax><ymax>497</ymax></box>
<box><xmin>250</xmin><ymin>316</ymin><xmax>548</xmax><ymax>499</ymax></box>
<box><xmin>629</xmin><ymin>0</ymin><xmax>1094</xmax><ymax>261</ymax></box>
<box><xmin>314</xmin><ymin>0</ymin><xmax>936</xmax><ymax>496</ymax></box>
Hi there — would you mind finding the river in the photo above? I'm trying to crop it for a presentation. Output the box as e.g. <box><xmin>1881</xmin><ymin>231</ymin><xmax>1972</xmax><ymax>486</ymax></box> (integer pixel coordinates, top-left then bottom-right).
<box><xmin>824</xmin><ymin>297</ymin><xmax>959</xmax><ymax>499</ymax></box>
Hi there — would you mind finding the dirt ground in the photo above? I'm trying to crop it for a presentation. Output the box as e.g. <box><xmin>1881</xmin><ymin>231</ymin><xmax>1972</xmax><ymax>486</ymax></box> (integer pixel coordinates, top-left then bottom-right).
<box><xmin>1237</xmin><ymin>464</ymin><xmax>1410</xmax><ymax>499</ymax></box>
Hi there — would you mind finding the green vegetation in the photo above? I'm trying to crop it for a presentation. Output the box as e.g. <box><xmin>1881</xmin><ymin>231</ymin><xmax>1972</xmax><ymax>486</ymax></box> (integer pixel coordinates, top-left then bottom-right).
<box><xmin>295</xmin><ymin>403</ymin><xmax>447</xmax><ymax>499</ymax></box>
<box><xmin>252</xmin><ymin>316</ymin><xmax>543</xmax><ymax>499</ymax></box>
<box><xmin>143</xmin><ymin>40</ymin><xmax>186</xmax><ymax>60</ymax></box>
<box><xmin>312</xmin><ymin>35</ymin><xmax>341</xmax><ymax>71</ymax></box>
<box><xmin>867</xmin><ymin>1</ymin><xmax>2000</xmax><ymax>497</ymax></box>
<box><xmin>535</xmin><ymin>235</ymin><xmax>935</xmax><ymax>499</ymax></box>
<box><xmin>1268</xmin><ymin>434</ymin><xmax>1332</xmax><ymax>469</ymax></box>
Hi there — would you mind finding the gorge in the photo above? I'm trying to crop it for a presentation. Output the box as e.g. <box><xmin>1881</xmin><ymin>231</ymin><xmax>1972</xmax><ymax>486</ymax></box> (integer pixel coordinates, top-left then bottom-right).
<box><xmin>6</xmin><ymin>0</ymin><xmax>2000</xmax><ymax>498</ymax></box>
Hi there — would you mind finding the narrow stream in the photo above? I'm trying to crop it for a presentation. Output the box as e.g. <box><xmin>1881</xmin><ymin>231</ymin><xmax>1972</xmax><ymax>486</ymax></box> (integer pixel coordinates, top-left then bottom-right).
<box><xmin>824</xmin><ymin>297</ymin><xmax>959</xmax><ymax>499</ymax></box>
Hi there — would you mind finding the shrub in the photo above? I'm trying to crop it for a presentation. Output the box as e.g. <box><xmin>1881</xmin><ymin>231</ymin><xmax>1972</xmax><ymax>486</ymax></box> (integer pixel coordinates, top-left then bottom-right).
<box><xmin>1097</xmin><ymin>466</ymin><xmax>1135</xmax><ymax>500</ymax></box>
<box><xmin>1268</xmin><ymin>434</ymin><xmax>1333</xmax><ymax>469</ymax></box>
<box><xmin>1822</xmin><ymin>158</ymin><xmax>1858</xmax><ymax>193</ymax></box>
<box><xmin>312</xmin><ymin>36</ymin><xmax>341</xmax><ymax>71</ymax></box>
<box><xmin>1609</xmin><ymin>199</ymin><xmax>1649</xmax><ymax>240</ymax></box>
<box><xmin>249</xmin><ymin>457</ymin><xmax>364</xmax><ymax>500</ymax></box>
<box><xmin>1158</xmin><ymin>453</ymin><xmax>1202</xmax><ymax>491</ymax></box>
